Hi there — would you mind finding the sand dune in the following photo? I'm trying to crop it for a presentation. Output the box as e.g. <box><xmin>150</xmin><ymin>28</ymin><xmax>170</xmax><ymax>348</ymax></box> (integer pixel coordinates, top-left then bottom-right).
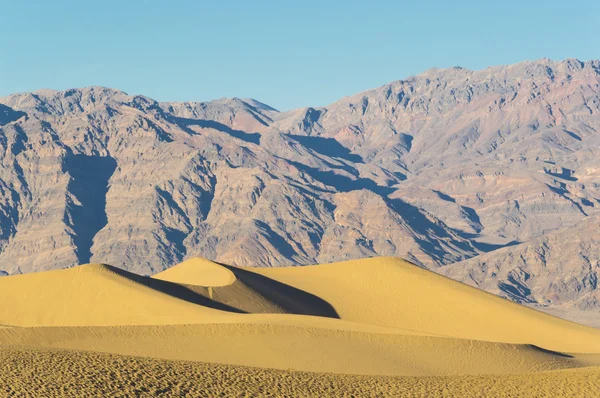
<box><xmin>0</xmin><ymin>263</ymin><xmax>237</xmax><ymax>326</ymax></box>
<box><xmin>153</xmin><ymin>257</ymin><xmax>339</xmax><ymax>317</ymax></box>
<box><xmin>1</xmin><ymin>256</ymin><xmax>600</xmax><ymax>395</ymax></box>
<box><xmin>251</xmin><ymin>257</ymin><xmax>600</xmax><ymax>353</ymax></box>
<box><xmin>155</xmin><ymin>256</ymin><xmax>600</xmax><ymax>352</ymax></box>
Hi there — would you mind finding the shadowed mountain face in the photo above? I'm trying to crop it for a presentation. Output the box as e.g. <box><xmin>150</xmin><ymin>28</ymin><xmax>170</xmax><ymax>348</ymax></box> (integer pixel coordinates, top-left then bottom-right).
<box><xmin>0</xmin><ymin>104</ymin><xmax>26</xmax><ymax>126</ymax></box>
<box><xmin>64</xmin><ymin>154</ymin><xmax>117</xmax><ymax>264</ymax></box>
<box><xmin>0</xmin><ymin>59</ymin><xmax>599</xmax><ymax>318</ymax></box>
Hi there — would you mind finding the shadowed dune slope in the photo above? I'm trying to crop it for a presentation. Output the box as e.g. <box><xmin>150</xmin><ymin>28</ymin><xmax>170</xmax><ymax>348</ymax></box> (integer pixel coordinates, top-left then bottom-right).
<box><xmin>152</xmin><ymin>258</ymin><xmax>339</xmax><ymax>318</ymax></box>
<box><xmin>154</xmin><ymin>258</ymin><xmax>290</xmax><ymax>315</ymax></box>
<box><xmin>153</xmin><ymin>259</ymin><xmax>340</xmax><ymax>318</ymax></box>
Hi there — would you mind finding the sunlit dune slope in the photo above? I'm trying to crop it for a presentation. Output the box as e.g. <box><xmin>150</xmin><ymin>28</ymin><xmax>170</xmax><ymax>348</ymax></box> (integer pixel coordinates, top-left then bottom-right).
<box><xmin>230</xmin><ymin>256</ymin><xmax>600</xmax><ymax>353</ymax></box>
<box><xmin>153</xmin><ymin>257</ymin><xmax>236</xmax><ymax>287</ymax></box>
<box><xmin>1</xmin><ymin>323</ymin><xmax>592</xmax><ymax>376</ymax></box>
<box><xmin>0</xmin><ymin>263</ymin><xmax>233</xmax><ymax>326</ymax></box>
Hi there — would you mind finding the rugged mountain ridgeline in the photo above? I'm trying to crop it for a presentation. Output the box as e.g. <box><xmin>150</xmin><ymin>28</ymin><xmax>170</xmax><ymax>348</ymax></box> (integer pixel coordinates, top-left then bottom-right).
<box><xmin>0</xmin><ymin>58</ymin><xmax>599</xmax><ymax>317</ymax></box>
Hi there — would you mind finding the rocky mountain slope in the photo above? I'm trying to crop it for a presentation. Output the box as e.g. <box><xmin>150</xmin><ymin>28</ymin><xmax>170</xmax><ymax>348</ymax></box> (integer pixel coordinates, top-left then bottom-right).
<box><xmin>441</xmin><ymin>214</ymin><xmax>600</xmax><ymax>324</ymax></box>
<box><xmin>0</xmin><ymin>58</ymin><xmax>599</xmax><ymax>318</ymax></box>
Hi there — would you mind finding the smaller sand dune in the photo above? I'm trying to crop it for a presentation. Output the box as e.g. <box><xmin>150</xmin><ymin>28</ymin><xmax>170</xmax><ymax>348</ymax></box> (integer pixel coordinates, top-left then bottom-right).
<box><xmin>152</xmin><ymin>258</ymin><xmax>340</xmax><ymax>318</ymax></box>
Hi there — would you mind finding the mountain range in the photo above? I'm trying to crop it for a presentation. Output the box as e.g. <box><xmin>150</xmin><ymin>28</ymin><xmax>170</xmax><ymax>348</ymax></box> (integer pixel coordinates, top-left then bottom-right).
<box><xmin>1</xmin><ymin>58</ymin><xmax>599</xmax><ymax>324</ymax></box>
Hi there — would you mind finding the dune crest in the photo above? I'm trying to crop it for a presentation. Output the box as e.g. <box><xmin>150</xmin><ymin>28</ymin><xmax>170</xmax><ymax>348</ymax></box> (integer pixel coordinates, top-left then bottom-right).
<box><xmin>153</xmin><ymin>257</ymin><xmax>236</xmax><ymax>287</ymax></box>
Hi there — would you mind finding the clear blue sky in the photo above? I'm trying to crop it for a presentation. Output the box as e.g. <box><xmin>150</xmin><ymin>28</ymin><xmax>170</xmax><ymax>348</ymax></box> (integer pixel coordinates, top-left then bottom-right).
<box><xmin>1</xmin><ymin>0</ymin><xmax>599</xmax><ymax>110</ymax></box>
